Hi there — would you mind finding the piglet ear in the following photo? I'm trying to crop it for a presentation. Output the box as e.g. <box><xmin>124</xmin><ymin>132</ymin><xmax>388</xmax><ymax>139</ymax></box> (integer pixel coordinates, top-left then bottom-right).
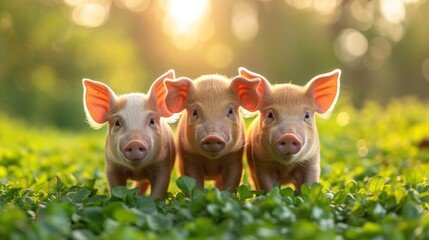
<box><xmin>238</xmin><ymin>67</ymin><xmax>271</xmax><ymax>110</ymax></box>
<box><xmin>164</xmin><ymin>77</ymin><xmax>194</xmax><ymax>113</ymax></box>
<box><xmin>306</xmin><ymin>69</ymin><xmax>341</xmax><ymax>116</ymax></box>
<box><xmin>83</xmin><ymin>79</ymin><xmax>116</xmax><ymax>129</ymax></box>
<box><xmin>148</xmin><ymin>69</ymin><xmax>176</xmax><ymax>118</ymax></box>
<box><xmin>230</xmin><ymin>76</ymin><xmax>260</xmax><ymax>112</ymax></box>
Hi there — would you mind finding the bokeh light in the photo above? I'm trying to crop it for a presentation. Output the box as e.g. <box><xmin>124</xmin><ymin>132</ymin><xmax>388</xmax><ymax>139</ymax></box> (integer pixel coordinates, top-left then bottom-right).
<box><xmin>356</xmin><ymin>139</ymin><xmax>368</xmax><ymax>157</ymax></box>
<box><xmin>232</xmin><ymin>1</ymin><xmax>259</xmax><ymax>42</ymax></box>
<box><xmin>336</xmin><ymin>112</ymin><xmax>350</xmax><ymax>127</ymax></box>
<box><xmin>114</xmin><ymin>0</ymin><xmax>150</xmax><ymax>12</ymax></box>
<box><xmin>66</xmin><ymin>0</ymin><xmax>111</xmax><ymax>28</ymax></box>
<box><xmin>334</xmin><ymin>28</ymin><xmax>368</xmax><ymax>66</ymax></box>
<box><xmin>349</xmin><ymin>0</ymin><xmax>374</xmax><ymax>31</ymax></box>
<box><xmin>380</xmin><ymin>0</ymin><xmax>406</xmax><ymax>24</ymax></box>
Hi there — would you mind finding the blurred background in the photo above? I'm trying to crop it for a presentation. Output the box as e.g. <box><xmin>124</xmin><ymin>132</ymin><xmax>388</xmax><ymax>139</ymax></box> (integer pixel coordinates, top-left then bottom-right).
<box><xmin>1</xmin><ymin>0</ymin><xmax>428</xmax><ymax>129</ymax></box>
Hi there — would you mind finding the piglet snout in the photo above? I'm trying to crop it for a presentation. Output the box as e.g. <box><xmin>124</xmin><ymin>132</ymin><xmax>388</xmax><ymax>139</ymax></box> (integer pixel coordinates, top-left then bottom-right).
<box><xmin>201</xmin><ymin>135</ymin><xmax>226</xmax><ymax>152</ymax></box>
<box><xmin>276</xmin><ymin>133</ymin><xmax>302</xmax><ymax>155</ymax></box>
<box><xmin>123</xmin><ymin>140</ymin><xmax>148</xmax><ymax>161</ymax></box>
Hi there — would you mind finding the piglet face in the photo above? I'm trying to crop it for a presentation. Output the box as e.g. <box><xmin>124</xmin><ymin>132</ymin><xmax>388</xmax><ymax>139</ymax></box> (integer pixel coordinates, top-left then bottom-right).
<box><xmin>165</xmin><ymin>75</ymin><xmax>260</xmax><ymax>159</ymax></box>
<box><xmin>185</xmin><ymin>94</ymin><xmax>240</xmax><ymax>159</ymax></box>
<box><xmin>258</xmin><ymin>86</ymin><xmax>317</xmax><ymax>164</ymax></box>
<box><xmin>83</xmin><ymin>70</ymin><xmax>174</xmax><ymax>169</ymax></box>
<box><xmin>240</xmin><ymin>67</ymin><xmax>340</xmax><ymax>165</ymax></box>
<box><xmin>105</xmin><ymin>94</ymin><xmax>163</xmax><ymax>168</ymax></box>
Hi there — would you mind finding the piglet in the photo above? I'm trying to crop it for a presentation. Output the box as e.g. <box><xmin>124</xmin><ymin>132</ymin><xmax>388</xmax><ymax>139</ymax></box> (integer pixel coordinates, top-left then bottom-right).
<box><xmin>239</xmin><ymin>68</ymin><xmax>341</xmax><ymax>193</ymax></box>
<box><xmin>163</xmin><ymin>74</ymin><xmax>260</xmax><ymax>191</ymax></box>
<box><xmin>82</xmin><ymin>70</ymin><xmax>176</xmax><ymax>199</ymax></box>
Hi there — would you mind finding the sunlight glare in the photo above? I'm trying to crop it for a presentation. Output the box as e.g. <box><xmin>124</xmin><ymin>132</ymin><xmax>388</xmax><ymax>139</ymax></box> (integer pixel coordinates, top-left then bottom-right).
<box><xmin>165</xmin><ymin>0</ymin><xmax>210</xmax><ymax>34</ymax></box>
<box><xmin>380</xmin><ymin>0</ymin><xmax>405</xmax><ymax>24</ymax></box>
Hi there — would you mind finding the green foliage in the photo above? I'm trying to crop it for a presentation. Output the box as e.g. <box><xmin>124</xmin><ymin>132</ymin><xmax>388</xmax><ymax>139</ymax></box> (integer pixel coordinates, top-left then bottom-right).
<box><xmin>1</xmin><ymin>99</ymin><xmax>429</xmax><ymax>238</ymax></box>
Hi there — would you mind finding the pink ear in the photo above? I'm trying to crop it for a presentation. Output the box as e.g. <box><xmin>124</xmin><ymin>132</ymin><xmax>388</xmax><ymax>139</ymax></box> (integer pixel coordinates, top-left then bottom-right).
<box><xmin>164</xmin><ymin>77</ymin><xmax>194</xmax><ymax>113</ymax></box>
<box><xmin>306</xmin><ymin>69</ymin><xmax>341</xmax><ymax>114</ymax></box>
<box><xmin>230</xmin><ymin>76</ymin><xmax>260</xmax><ymax>112</ymax></box>
<box><xmin>238</xmin><ymin>67</ymin><xmax>271</xmax><ymax>109</ymax></box>
<box><xmin>83</xmin><ymin>79</ymin><xmax>115</xmax><ymax>129</ymax></box>
<box><xmin>148</xmin><ymin>70</ymin><xmax>176</xmax><ymax>117</ymax></box>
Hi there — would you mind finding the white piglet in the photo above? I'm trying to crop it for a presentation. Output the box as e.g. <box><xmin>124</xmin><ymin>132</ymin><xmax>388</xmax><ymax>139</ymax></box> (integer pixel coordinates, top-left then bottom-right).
<box><xmin>240</xmin><ymin>68</ymin><xmax>341</xmax><ymax>193</ymax></box>
<box><xmin>82</xmin><ymin>70</ymin><xmax>176</xmax><ymax>199</ymax></box>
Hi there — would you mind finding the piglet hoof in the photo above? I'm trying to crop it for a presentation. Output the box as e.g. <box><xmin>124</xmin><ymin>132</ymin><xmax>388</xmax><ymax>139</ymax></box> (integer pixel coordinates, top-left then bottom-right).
<box><xmin>201</xmin><ymin>135</ymin><xmax>226</xmax><ymax>152</ymax></box>
<box><xmin>123</xmin><ymin>140</ymin><xmax>148</xmax><ymax>161</ymax></box>
<box><xmin>276</xmin><ymin>133</ymin><xmax>302</xmax><ymax>155</ymax></box>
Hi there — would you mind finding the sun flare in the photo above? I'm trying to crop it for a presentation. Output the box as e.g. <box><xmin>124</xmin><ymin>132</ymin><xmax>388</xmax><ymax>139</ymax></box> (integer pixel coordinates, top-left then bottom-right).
<box><xmin>164</xmin><ymin>0</ymin><xmax>210</xmax><ymax>34</ymax></box>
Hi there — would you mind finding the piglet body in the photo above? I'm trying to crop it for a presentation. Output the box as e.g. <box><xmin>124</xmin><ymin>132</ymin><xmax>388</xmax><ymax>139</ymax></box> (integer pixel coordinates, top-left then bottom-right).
<box><xmin>240</xmin><ymin>68</ymin><xmax>341</xmax><ymax>193</ymax></box>
<box><xmin>164</xmin><ymin>74</ymin><xmax>260</xmax><ymax>191</ymax></box>
<box><xmin>83</xmin><ymin>71</ymin><xmax>176</xmax><ymax>199</ymax></box>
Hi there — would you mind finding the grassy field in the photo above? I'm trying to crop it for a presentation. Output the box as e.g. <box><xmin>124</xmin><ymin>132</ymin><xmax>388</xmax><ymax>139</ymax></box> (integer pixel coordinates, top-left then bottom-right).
<box><xmin>1</xmin><ymin>97</ymin><xmax>429</xmax><ymax>239</ymax></box>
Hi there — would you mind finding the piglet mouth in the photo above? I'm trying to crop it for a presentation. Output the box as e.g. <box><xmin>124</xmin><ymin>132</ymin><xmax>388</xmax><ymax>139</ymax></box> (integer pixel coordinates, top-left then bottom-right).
<box><xmin>122</xmin><ymin>140</ymin><xmax>148</xmax><ymax>161</ymax></box>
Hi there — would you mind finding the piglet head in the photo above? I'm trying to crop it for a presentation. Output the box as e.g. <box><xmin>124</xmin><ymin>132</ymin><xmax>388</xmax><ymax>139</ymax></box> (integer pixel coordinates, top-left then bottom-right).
<box><xmin>239</xmin><ymin>67</ymin><xmax>340</xmax><ymax>164</ymax></box>
<box><xmin>165</xmin><ymin>75</ymin><xmax>260</xmax><ymax>159</ymax></box>
<box><xmin>83</xmin><ymin>70</ymin><xmax>174</xmax><ymax>168</ymax></box>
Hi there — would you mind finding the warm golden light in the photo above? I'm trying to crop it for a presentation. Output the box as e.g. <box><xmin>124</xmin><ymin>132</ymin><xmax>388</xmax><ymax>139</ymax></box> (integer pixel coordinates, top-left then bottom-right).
<box><xmin>164</xmin><ymin>0</ymin><xmax>210</xmax><ymax>34</ymax></box>
<box><xmin>205</xmin><ymin>42</ymin><xmax>234</xmax><ymax>69</ymax></box>
<box><xmin>162</xmin><ymin>0</ymin><xmax>210</xmax><ymax>50</ymax></box>
<box><xmin>336</xmin><ymin>112</ymin><xmax>350</xmax><ymax>127</ymax></box>
<box><xmin>232</xmin><ymin>1</ymin><xmax>259</xmax><ymax>42</ymax></box>
<box><xmin>66</xmin><ymin>0</ymin><xmax>111</xmax><ymax>28</ymax></box>
<box><xmin>380</xmin><ymin>0</ymin><xmax>405</xmax><ymax>24</ymax></box>
<box><xmin>334</xmin><ymin>28</ymin><xmax>368</xmax><ymax>65</ymax></box>
<box><xmin>114</xmin><ymin>0</ymin><xmax>150</xmax><ymax>12</ymax></box>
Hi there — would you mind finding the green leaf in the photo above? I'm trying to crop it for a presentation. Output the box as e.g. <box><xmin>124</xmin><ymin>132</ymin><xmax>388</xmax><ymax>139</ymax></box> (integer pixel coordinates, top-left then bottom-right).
<box><xmin>402</xmin><ymin>202</ymin><xmax>421</xmax><ymax>220</ymax></box>
<box><xmin>237</xmin><ymin>185</ymin><xmax>253</xmax><ymax>201</ymax></box>
<box><xmin>280</xmin><ymin>187</ymin><xmax>295</xmax><ymax>198</ymax></box>
<box><xmin>176</xmin><ymin>176</ymin><xmax>196</xmax><ymax>195</ymax></box>
<box><xmin>333</xmin><ymin>191</ymin><xmax>347</xmax><ymax>205</ymax></box>
<box><xmin>66</xmin><ymin>188</ymin><xmax>91</xmax><ymax>203</ymax></box>
<box><xmin>135</xmin><ymin>196</ymin><xmax>157</xmax><ymax>213</ymax></box>
<box><xmin>301</xmin><ymin>183</ymin><xmax>311</xmax><ymax>195</ymax></box>
<box><xmin>368</xmin><ymin>176</ymin><xmax>385</xmax><ymax>193</ymax></box>
<box><xmin>111</xmin><ymin>186</ymin><xmax>129</xmax><ymax>200</ymax></box>
<box><xmin>345</xmin><ymin>180</ymin><xmax>358</xmax><ymax>194</ymax></box>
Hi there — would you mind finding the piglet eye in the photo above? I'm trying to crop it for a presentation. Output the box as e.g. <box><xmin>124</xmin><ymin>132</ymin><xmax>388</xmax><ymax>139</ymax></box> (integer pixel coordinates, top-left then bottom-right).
<box><xmin>149</xmin><ymin>118</ymin><xmax>155</xmax><ymax>125</ymax></box>
<box><xmin>304</xmin><ymin>112</ymin><xmax>310</xmax><ymax>120</ymax></box>
<box><xmin>264</xmin><ymin>110</ymin><xmax>274</xmax><ymax>124</ymax></box>
<box><xmin>115</xmin><ymin>120</ymin><xmax>120</xmax><ymax>127</ymax></box>
<box><xmin>226</xmin><ymin>108</ymin><xmax>234</xmax><ymax>118</ymax></box>
<box><xmin>192</xmin><ymin>110</ymin><xmax>198</xmax><ymax>117</ymax></box>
